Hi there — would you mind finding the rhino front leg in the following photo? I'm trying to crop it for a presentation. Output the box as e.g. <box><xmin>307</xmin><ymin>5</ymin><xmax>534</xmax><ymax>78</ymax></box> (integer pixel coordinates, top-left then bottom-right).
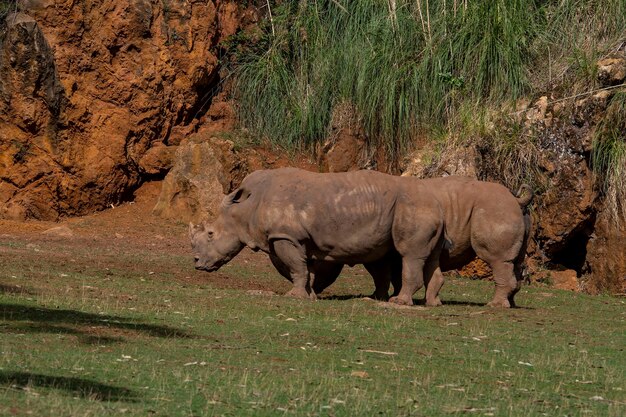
<box><xmin>269</xmin><ymin>253</ymin><xmax>293</xmax><ymax>282</ymax></box>
<box><xmin>390</xmin><ymin>249</ymin><xmax>442</xmax><ymax>306</ymax></box>
<box><xmin>270</xmin><ymin>238</ymin><xmax>316</xmax><ymax>300</ymax></box>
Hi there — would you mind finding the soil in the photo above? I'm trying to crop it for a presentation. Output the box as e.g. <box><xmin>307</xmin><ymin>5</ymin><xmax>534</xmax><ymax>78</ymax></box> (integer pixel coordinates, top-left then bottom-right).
<box><xmin>0</xmin><ymin>181</ymin><xmax>289</xmax><ymax>294</ymax></box>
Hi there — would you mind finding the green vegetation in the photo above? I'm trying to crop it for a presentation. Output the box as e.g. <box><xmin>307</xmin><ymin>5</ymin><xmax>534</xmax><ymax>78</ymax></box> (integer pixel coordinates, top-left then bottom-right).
<box><xmin>0</xmin><ymin>0</ymin><xmax>19</xmax><ymax>19</ymax></box>
<box><xmin>1</xmin><ymin>232</ymin><xmax>624</xmax><ymax>416</ymax></box>
<box><xmin>591</xmin><ymin>91</ymin><xmax>626</xmax><ymax>219</ymax></box>
<box><xmin>230</xmin><ymin>0</ymin><xmax>625</xmax><ymax>163</ymax></box>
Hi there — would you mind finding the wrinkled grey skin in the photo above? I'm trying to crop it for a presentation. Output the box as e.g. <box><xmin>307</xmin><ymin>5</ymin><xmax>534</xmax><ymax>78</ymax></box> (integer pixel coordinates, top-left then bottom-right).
<box><xmin>306</xmin><ymin>176</ymin><xmax>532</xmax><ymax>308</ymax></box>
<box><xmin>191</xmin><ymin>168</ymin><xmax>444</xmax><ymax>304</ymax></box>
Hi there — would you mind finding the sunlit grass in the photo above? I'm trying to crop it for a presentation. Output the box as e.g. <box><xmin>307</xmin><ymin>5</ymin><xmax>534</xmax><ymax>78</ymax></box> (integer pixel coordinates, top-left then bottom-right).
<box><xmin>0</xmin><ymin>234</ymin><xmax>624</xmax><ymax>416</ymax></box>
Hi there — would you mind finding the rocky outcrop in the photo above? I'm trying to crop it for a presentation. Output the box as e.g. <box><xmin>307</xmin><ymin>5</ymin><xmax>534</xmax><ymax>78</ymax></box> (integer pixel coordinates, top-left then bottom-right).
<box><xmin>152</xmin><ymin>134</ymin><xmax>247</xmax><ymax>223</ymax></box>
<box><xmin>585</xmin><ymin>202</ymin><xmax>626</xmax><ymax>294</ymax></box>
<box><xmin>153</xmin><ymin>132</ymin><xmax>318</xmax><ymax>223</ymax></box>
<box><xmin>319</xmin><ymin>102</ymin><xmax>371</xmax><ymax>173</ymax></box>
<box><xmin>0</xmin><ymin>12</ymin><xmax>66</xmax><ymax>219</ymax></box>
<box><xmin>0</xmin><ymin>0</ymin><xmax>254</xmax><ymax>220</ymax></box>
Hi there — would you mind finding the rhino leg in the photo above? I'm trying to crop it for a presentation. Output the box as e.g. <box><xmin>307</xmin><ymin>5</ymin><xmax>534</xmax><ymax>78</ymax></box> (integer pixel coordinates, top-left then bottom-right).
<box><xmin>390</xmin><ymin>253</ymin><xmax>402</xmax><ymax>296</ymax></box>
<box><xmin>270</xmin><ymin>238</ymin><xmax>316</xmax><ymax>300</ymax></box>
<box><xmin>507</xmin><ymin>260</ymin><xmax>526</xmax><ymax>307</ymax></box>
<box><xmin>389</xmin><ymin>251</ymin><xmax>443</xmax><ymax>306</ymax></box>
<box><xmin>269</xmin><ymin>253</ymin><xmax>292</xmax><ymax>282</ymax></box>
<box><xmin>505</xmin><ymin>213</ymin><xmax>531</xmax><ymax>308</ymax></box>
<box><xmin>424</xmin><ymin>267</ymin><xmax>444</xmax><ymax>306</ymax></box>
<box><xmin>310</xmin><ymin>262</ymin><xmax>343</xmax><ymax>295</ymax></box>
<box><xmin>389</xmin><ymin>257</ymin><xmax>426</xmax><ymax>305</ymax></box>
<box><xmin>364</xmin><ymin>258</ymin><xmax>393</xmax><ymax>300</ymax></box>
<box><xmin>486</xmin><ymin>261</ymin><xmax>517</xmax><ymax>308</ymax></box>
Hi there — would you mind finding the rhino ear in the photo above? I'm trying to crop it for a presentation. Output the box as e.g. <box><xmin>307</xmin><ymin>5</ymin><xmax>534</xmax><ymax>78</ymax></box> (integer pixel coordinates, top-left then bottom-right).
<box><xmin>227</xmin><ymin>187</ymin><xmax>251</xmax><ymax>205</ymax></box>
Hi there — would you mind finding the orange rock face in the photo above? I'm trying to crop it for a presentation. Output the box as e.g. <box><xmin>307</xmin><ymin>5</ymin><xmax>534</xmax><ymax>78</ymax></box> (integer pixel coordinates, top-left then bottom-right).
<box><xmin>457</xmin><ymin>258</ymin><xmax>492</xmax><ymax>280</ymax></box>
<box><xmin>0</xmin><ymin>1</ymin><xmax>250</xmax><ymax>220</ymax></box>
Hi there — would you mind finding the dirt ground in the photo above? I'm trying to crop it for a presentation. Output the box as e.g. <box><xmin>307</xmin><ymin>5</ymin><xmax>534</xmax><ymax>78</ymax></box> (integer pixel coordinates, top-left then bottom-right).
<box><xmin>0</xmin><ymin>181</ymin><xmax>295</xmax><ymax>294</ymax></box>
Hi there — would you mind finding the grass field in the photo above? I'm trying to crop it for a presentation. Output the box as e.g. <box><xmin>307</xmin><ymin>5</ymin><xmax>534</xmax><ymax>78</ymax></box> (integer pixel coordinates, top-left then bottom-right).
<box><xmin>0</xmin><ymin>223</ymin><xmax>624</xmax><ymax>417</ymax></box>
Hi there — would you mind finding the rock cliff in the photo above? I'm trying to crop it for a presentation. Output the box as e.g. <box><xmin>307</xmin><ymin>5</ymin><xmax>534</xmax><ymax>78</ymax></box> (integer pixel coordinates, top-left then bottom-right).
<box><xmin>1</xmin><ymin>0</ymin><xmax>252</xmax><ymax>219</ymax></box>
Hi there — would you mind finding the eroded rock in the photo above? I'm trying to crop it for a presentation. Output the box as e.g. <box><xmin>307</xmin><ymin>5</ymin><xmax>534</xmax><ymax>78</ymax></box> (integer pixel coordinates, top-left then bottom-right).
<box><xmin>0</xmin><ymin>1</ymin><xmax>255</xmax><ymax>220</ymax></box>
<box><xmin>319</xmin><ymin>102</ymin><xmax>371</xmax><ymax>172</ymax></box>
<box><xmin>597</xmin><ymin>56</ymin><xmax>626</xmax><ymax>86</ymax></box>
<box><xmin>152</xmin><ymin>135</ymin><xmax>246</xmax><ymax>223</ymax></box>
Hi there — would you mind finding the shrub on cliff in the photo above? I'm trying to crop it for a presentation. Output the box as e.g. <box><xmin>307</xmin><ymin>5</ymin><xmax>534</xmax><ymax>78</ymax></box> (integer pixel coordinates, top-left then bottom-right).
<box><xmin>230</xmin><ymin>0</ymin><xmax>625</xmax><ymax>164</ymax></box>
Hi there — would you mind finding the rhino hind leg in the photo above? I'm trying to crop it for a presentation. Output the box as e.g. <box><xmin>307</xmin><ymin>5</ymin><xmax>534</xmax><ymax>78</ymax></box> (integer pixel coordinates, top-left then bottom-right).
<box><xmin>507</xmin><ymin>259</ymin><xmax>525</xmax><ymax>308</ymax></box>
<box><xmin>310</xmin><ymin>262</ymin><xmax>343</xmax><ymax>295</ymax></box>
<box><xmin>486</xmin><ymin>260</ymin><xmax>517</xmax><ymax>308</ymax></box>
<box><xmin>364</xmin><ymin>258</ymin><xmax>393</xmax><ymax>300</ymax></box>
<box><xmin>424</xmin><ymin>267</ymin><xmax>444</xmax><ymax>306</ymax></box>
<box><xmin>270</xmin><ymin>239</ymin><xmax>316</xmax><ymax>300</ymax></box>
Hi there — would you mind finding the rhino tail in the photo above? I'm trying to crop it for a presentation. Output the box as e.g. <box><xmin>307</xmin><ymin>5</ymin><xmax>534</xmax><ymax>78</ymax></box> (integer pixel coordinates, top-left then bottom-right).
<box><xmin>515</xmin><ymin>184</ymin><xmax>533</xmax><ymax>208</ymax></box>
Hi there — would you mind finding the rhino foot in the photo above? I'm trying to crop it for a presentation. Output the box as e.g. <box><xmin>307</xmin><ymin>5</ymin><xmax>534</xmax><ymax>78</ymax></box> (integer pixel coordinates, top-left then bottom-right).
<box><xmin>487</xmin><ymin>298</ymin><xmax>511</xmax><ymax>308</ymax></box>
<box><xmin>425</xmin><ymin>297</ymin><xmax>443</xmax><ymax>307</ymax></box>
<box><xmin>370</xmin><ymin>291</ymin><xmax>390</xmax><ymax>301</ymax></box>
<box><xmin>286</xmin><ymin>288</ymin><xmax>316</xmax><ymax>301</ymax></box>
<box><xmin>389</xmin><ymin>295</ymin><xmax>413</xmax><ymax>306</ymax></box>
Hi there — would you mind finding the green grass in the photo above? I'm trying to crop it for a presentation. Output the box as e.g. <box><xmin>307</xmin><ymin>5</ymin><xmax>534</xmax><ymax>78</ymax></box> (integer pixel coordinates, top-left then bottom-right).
<box><xmin>0</xmin><ymin>0</ymin><xmax>18</xmax><ymax>21</ymax></box>
<box><xmin>591</xmin><ymin>91</ymin><xmax>626</xmax><ymax>220</ymax></box>
<box><xmin>1</xmin><ymin>235</ymin><xmax>625</xmax><ymax>416</ymax></box>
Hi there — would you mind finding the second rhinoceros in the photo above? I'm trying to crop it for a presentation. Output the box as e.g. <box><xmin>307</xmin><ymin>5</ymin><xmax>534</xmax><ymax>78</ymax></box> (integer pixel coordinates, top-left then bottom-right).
<box><xmin>305</xmin><ymin>176</ymin><xmax>533</xmax><ymax>308</ymax></box>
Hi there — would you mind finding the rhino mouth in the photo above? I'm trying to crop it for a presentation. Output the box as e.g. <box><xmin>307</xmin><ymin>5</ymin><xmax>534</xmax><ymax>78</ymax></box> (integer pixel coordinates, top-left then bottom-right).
<box><xmin>195</xmin><ymin>258</ymin><xmax>228</xmax><ymax>272</ymax></box>
<box><xmin>196</xmin><ymin>264</ymin><xmax>221</xmax><ymax>272</ymax></box>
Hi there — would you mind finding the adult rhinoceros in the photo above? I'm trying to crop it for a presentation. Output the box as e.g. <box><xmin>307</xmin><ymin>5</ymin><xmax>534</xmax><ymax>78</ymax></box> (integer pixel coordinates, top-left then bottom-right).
<box><xmin>311</xmin><ymin>176</ymin><xmax>533</xmax><ymax>308</ymax></box>
<box><xmin>190</xmin><ymin>168</ymin><xmax>444</xmax><ymax>304</ymax></box>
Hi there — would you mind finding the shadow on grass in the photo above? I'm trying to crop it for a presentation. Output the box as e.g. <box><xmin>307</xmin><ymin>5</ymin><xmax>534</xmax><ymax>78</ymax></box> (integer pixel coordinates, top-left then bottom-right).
<box><xmin>434</xmin><ymin>300</ymin><xmax>487</xmax><ymax>307</ymax></box>
<box><xmin>319</xmin><ymin>294</ymin><xmax>532</xmax><ymax>309</ymax></box>
<box><xmin>319</xmin><ymin>294</ymin><xmax>378</xmax><ymax>301</ymax></box>
<box><xmin>0</xmin><ymin>284</ymin><xmax>37</xmax><ymax>296</ymax></box>
<box><xmin>0</xmin><ymin>302</ymin><xmax>197</xmax><ymax>341</ymax></box>
<box><xmin>0</xmin><ymin>371</ymin><xmax>139</xmax><ymax>402</ymax></box>
<box><xmin>1</xmin><ymin>323</ymin><xmax>123</xmax><ymax>345</ymax></box>
<box><xmin>319</xmin><ymin>294</ymin><xmax>487</xmax><ymax>306</ymax></box>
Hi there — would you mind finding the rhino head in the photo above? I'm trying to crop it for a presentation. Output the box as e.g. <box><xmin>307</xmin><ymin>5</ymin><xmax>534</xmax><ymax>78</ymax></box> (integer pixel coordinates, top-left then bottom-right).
<box><xmin>189</xmin><ymin>219</ymin><xmax>244</xmax><ymax>271</ymax></box>
<box><xmin>189</xmin><ymin>188</ymin><xmax>250</xmax><ymax>272</ymax></box>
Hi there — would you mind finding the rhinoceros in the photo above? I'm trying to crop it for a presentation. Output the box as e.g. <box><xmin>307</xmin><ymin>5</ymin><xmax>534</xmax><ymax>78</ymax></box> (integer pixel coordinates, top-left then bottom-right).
<box><xmin>190</xmin><ymin>168</ymin><xmax>444</xmax><ymax>303</ymax></box>
<box><xmin>310</xmin><ymin>176</ymin><xmax>533</xmax><ymax>308</ymax></box>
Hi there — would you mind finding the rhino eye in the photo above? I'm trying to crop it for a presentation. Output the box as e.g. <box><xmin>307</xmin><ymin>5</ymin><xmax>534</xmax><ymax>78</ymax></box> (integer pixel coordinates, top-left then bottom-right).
<box><xmin>207</xmin><ymin>230</ymin><xmax>214</xmax><ymax>239</ymax></box>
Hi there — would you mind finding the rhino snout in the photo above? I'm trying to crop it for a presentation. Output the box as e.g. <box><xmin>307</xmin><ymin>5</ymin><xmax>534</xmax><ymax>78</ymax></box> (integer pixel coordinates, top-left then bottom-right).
<box><xmin>194</xmin><ymin>257</ymin><xmax>224</xmax><ymax>272</ymax></box>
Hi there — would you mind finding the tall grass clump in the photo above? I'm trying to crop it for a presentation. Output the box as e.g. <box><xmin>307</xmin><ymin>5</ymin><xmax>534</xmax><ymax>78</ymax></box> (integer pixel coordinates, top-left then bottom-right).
<box><xmin>233</xmin><ymin>0</ymin><xmax>542</xmax><ymax>161</ymax></box>
<box><xmin>591</xmin><ymin>92</ymin><xmax>626</xmax><ymax>220</ymax></box>
<box><xmin>0</xmin><ymin>0</ymin><xmax>19</xmax><ymax>21</ymax></box>
<box><xmin>536</xmin><ymin>0</ymin><xmax>626</xmax><ymax>90</ymax></box>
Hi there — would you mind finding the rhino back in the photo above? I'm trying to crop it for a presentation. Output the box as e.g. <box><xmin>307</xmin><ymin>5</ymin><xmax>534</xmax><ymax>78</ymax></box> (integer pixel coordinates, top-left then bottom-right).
<box><xmin>249</xmin><ymin>169</ymin><xmax>400</xmax><ymax>262</ymax></box>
